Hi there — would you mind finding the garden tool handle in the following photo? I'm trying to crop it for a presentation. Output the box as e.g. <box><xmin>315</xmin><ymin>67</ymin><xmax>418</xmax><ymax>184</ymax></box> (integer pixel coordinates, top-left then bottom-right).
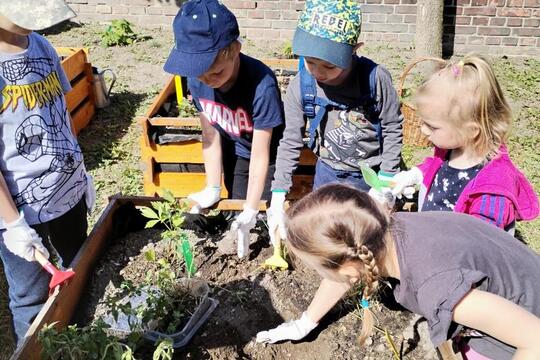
<box><xmin>34</xmin><ymin>249</ymin><xmax>57</xmax><ymax>276</ymax></box>
<box><xmin>100</xmin><ymin>68</ymin><xmax>117</xmax><ymax>98</ymax></box>
<box><xmin>273</xmin><ymin>228</ymin><xmax>282</xmax><ymax>256</ymax></box>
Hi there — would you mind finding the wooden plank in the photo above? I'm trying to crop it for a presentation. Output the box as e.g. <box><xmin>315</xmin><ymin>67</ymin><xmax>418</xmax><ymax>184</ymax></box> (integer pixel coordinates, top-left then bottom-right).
<box><xmin>12</xmin><ymin>197</ymin><xmax>123</xmax><ymax>360</ymax></box>
<box><xmin>261</xmin><ymin>58</ymin><xmax>299</xmax><ymax>70</ymax></box>
<box><xmin>66</xmin><ymin>76</ymin><xmax>91</xmax><ymax>113</ymax></box>
<box><xmin>60</xmin><ymin>49</ymin><xmax>87</xmax><ymax>83</ymax></box>
<box><xmin>55</xmin><ymin>47</ymin><xmax>89</xmax><ymax>57</ymax></box>
<box><xmin>145</xmin><ymin>77</ymin><xmax>175</xmax><ymax>118</ymax></box>
<box><xmin>71</xmin><ymin>99</ymin><xmax>95</xmax><ymax>135</ymax></box>
<box><xmin>153</xmin><ymin>142</ymin><xmax>204</xmax><ymax>164</ymax></box>
<box><xmin>148</xmin><ymin>117</ymin><xmax>200</xmax><ymax>127</ymax></box>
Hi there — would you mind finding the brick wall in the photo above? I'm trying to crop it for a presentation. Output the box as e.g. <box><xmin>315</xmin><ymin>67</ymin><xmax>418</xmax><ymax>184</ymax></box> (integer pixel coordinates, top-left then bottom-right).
<box><xmin>67</xmin><ymin>0</ymin><xmax>540</xmax><ymax>56</ymax></box>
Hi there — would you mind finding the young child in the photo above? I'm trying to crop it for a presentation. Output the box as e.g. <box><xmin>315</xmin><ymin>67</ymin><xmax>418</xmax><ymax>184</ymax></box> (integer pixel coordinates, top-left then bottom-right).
<box><xmin>164</xmin><ymin>0</ymin><xmax>284</xmax><ymax>257</ymax></box>
<box><xmin>0</xmin><ymin>1</ymin><xmax>94</xmax><ymax>344</ymax></box>
<box><xmin>257</xmin><ymin>184</ymin><xmax>540</xmax><ymax>359</ymax></box>
<box><xmin>391</xmin><ymin>55</ymin><xmax>538</xmax><ymax>232</ymax></box>
<box><xmin>267</xmin><ymin>0</ymin><xmax>403</xmax><ymax>243</ymax></box>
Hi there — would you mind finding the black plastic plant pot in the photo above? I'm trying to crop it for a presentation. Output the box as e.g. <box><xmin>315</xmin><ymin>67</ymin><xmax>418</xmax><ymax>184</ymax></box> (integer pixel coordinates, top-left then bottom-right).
<box><xmin>104</xmin><ymin>278</ymin><xmax>218</xmax><ymax>348</ymax></box>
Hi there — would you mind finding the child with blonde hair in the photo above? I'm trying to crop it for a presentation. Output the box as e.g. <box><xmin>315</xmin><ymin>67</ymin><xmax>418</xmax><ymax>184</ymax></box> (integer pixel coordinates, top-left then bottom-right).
<box><xmin>258</xmin><ymin>184</ymin><xmax>540</xmax><ymax>359</ymax></box>
<box><xmin>391</xmin><ymin>54</ymin><xmax>538</xmax><ymax>230</ymax></box>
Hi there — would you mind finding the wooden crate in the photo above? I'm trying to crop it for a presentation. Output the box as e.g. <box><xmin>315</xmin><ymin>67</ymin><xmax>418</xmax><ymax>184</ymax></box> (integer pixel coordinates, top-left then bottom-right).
<box><xmin>140</xmin><ymin>74</ymin><xmax>316</xmax><ymax>200</ymax></box>
<box><xmin>56</xmin><ymin>47</ymin><xmax>95</xmax><ymax>135</ymax></box>
<box><xmin>11</xmin><ymin>195</ymin><xmax>263</xmax><ymax>360</ymax></box>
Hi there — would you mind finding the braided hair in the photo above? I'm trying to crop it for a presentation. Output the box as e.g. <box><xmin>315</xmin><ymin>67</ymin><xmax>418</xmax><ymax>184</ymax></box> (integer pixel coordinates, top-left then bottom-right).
<box><xmin>286</xmin><ymin>184</ymin><xmax>391</xmax><ymax>344</ymax></box>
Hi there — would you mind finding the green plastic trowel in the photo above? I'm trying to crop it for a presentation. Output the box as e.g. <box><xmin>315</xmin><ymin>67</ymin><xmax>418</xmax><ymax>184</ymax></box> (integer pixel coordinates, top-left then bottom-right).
<box><xmin>360</xmin><ymin>165</ymin><xmax>395</xmax><ymax>191</ymax></box>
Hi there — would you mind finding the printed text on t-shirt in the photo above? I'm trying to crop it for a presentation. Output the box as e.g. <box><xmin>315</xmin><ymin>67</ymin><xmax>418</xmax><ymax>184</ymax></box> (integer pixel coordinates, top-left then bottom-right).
<box><xmin>200</xmin><ymin>99</ymin><xmax>253</xmax><ymax>136</ymax></box>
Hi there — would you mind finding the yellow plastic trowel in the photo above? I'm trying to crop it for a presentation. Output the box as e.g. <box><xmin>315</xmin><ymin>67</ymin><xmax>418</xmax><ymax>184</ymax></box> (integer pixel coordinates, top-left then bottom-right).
<box><xmin>263</xmin><ymin>229</ymin><xmax>288</xmax><ymax>270</ymax></box>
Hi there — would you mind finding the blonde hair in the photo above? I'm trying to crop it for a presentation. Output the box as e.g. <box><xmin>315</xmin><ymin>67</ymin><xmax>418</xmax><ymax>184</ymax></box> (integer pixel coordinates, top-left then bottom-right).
<box><xmin>285</xmin><ymin>184</ymin><xmax>392</xmax><ymax>345</ymax></box>
<box><xmin>416</xmin><ymin>54</ymin><xmax>512</xmax><ymax>160</ymax></box>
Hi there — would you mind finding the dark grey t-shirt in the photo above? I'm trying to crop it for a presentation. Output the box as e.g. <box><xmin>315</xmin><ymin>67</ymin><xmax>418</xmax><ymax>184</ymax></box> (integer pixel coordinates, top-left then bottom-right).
<box><xmin>392</xmin><ymin>211</ymin><xmax>540</xmax><ymax>359</ymax></box>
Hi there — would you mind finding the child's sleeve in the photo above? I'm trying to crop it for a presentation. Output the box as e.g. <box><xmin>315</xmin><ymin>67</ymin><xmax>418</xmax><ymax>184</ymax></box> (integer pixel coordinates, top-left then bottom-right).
<box><xmin>252</xmin><ymin>78</ymin><xmax>284</xmax><ymax>130</ymax></box>
<box><xmin>467</xmin><ymin>194</ymin><xmax>516</xmax><ymax>230</ymax></box>
<box><xmin>376</xmin><ymin>66</ymin><xmax>403</xmax><ymax>175</ymax></box>
<box><xmin>271</xmin><ymin>75</ymin><xmax>305</xmax><ymax>192</ymax></box>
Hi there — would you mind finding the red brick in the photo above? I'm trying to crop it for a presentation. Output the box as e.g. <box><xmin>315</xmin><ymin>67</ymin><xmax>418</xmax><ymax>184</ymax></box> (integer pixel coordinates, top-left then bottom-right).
<box><xmin>472</xmin><ymin>17</ymin><xmax>489</xmax><ymax>25</ymax></box>
<box><xmin>222</xmin><ymin>0</ymin><xmax>256</xmax><ymax>9</ymax></box>
<box><xmin>519</xmin><ymin>37</ymin><xmax>536</xmax><ymax>45</ymax></box>
<box><xmin>146</xmin><ymin>7</ymin><xmax>162</xmax><ymax>15</ymax></box>
<box><xmin>463</xmin><ymin>7</ymin><xmax>496</xmax><ymax>15</ymax></box>
<box><xmin>456</xmin><ymin>16</ymin><xmax>472</xmax><ymax>25</ymax></box>
<box><xmin>387</xmin><ymin>14</ymin><xmax>404</xmax><ymax>23</ymax></box>
<box><xmin>489</xmin><ymin>17</ymin><xmax>506</xmax><ymax>26</ymax></box>
<box><xmin>468</xmin><ymin>36</ymin><xmax>485</xmax><ymax>44</ymax></box>
<box><xmin>394</xmin><ymin>5</ymin><xmax>416</xmax><ymax>14</ymax></box>
<box><xmin>238</xmin><ymin>18</ymin><xmax>272</xmax><ymax>28</ymax></box>
<box><xmin>507</xmin><ymin>18</ymin><xmax>523</xmax><ymax>26</ymax></box>
<box><xmin>162</xmin><ymin>6</ymin><xmax>180</xmax><ymax>16</ymax></box>
<box><xmin>485</xmin><ymin>36</ymin><xmax>502</xmax><ymax>45</ymax></box>
<box><xmin>523</xmin><ymin>18</ymin><xmax>540</xmax><ymax>27</ymax></box>
<box><xmin>455</xmin><ymin>25</ymin><xmax>477</xmax><ymax>34</ymax></box>
<box><xmin>278</xmin><ymin>1</ymin><xmax>291</xmax><ymax>10</ymax></box>
<box><xmin>513</xmin><ymin>27</ymin><xmax>540</xmax><ymax>36</ymax></box>
<box><xmin>404</xmin><ymin>14</ymin><xmax>416</xmax><ymax>23</ymax></box>
<box><xmin>263</xmin><ymin>10</ymin><xmax>280</xmax><ymax>19</ymax></box>
<box><xmin>478</xmin><ymin>26</ymin><xmax>511</xmax><ymax>35</ymax></box>
<box><xmin>363</xmin><ymin>4</ymin><xmax>395</xmax><ymax>13</ymax></box>
<box><xmin>523</xmin><ymin>0</ymin><xmax>540</xmax><ymax>6</ymax></box>
<box><xmin>366</xmin><ymin>0</ymin><xmax>383</xmax><ymax>3</ymax></box>
<box><xmin>498</xmin><ymin>8</ymin><xmax>531</xmax><ymax>16</ymax></box>
<box><xmin>488</xmin><ymin>0</ymin><xmax>505</xmax><ymax>5</ymax></box>
<box><xmin>257</xmin><ymin>2</ymin><xmax>280</xmax><ymax>10</ymax></box>
<box><xmin>247</xmin><ymin>9</ymin><xmax>264</xmax><ymax>19</ymax></box>
<box><xmin>279</xmin><ymin>29</ymin><xmax>295</xmax><ymax>39</ymax></box>
<box><xmin>282</xmin><ymin>11</ymin><xmax>299</xmax><ymax>20</ymax></box>
<box><xmin>96</xmin><ymin>4</ymin><xmax>111</xmax><ymax>13</ymax></box>
<box><xmin>291</xmin><ymin>2</ymin><xmax>305</xmax><ymax>11</ymax></box>
<box><xmin>502</xmin><ymin>37</ymin><xmax>519</xmax><ymax>45</ymax></box>
<box><xmin>457</xmin><ymin>0</ymin><xmax>471</xmax><ymax>4</ymax></box>
<box><xmin>507</xmin><ymin>0</ymin><xmax>524</xmax><ymax>6</ymax></box>
<box><xmin>370</xmin><ymin>14</ymin><xmax>387</xmax><ymax>23</ymax></box>
<box><xmin>400</xmin><ymin>0</ymin><xmax>417</xmax><ymax>4</ymax></box>
<box><xmin>471</xmin><ymin>0</ymin><xmax>487</xmax><ymax>4</ymax></box>
<box><xmin>382</xmin><ymin>33</ymin><xmax>399</xmax><ymax>41</ymax></box>
<box><xmin>384</xmin><ymin>0</ymin><xmax>400</xmax><ymax>3</ymax></box>
<box><xmin>271</xmin><ymin>20</ymin><xmax>297</xmax><ymax>29</ymax></box>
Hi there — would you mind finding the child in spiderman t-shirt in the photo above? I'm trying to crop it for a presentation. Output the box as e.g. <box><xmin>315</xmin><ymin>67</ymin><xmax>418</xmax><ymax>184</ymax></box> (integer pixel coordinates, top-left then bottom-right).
<box><xmin>0</xmin><ymin>1</ymin><xmax>94</xmax><ymax>344</ymax></box>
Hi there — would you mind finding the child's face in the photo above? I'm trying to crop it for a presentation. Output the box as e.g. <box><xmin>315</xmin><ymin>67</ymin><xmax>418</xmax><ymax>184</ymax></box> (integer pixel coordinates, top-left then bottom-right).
<box><xmin>304</xmin><ymin>57</ymin><xmax>349</xmax><ymax>86</ymax></box>
<box><xmin>0</xmin><ymin>15</ymin><xmax>32</xmax><ymax>36</ymax></box>
<box><xmin>418</xmin><ymin>99</ymin><xmax>463</xmax><ymax>150</ymax></box>
<box><xmin>197</xmin><ymin>42</ymin><xmax>240</xmax><ymax>90</ymax></box>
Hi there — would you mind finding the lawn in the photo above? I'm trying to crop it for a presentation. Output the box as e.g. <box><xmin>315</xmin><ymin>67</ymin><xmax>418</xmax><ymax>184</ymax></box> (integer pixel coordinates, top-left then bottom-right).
<box><xmin>0</xmin><ymin>21</ymin><xmax>538</xmax><ymax>357</ymax></box>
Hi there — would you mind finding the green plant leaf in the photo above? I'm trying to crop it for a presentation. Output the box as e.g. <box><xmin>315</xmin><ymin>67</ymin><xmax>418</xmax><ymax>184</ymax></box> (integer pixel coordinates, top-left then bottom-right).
<box><xmin>140</xmin><ymin>206</ymin><xmax>159</xmax><ymax>220</ymax></box>
<box><xmin>144</xmin><ymin>249</ymin><xmax>156</xmax><ymax>262</ymax></box>
<box><xmin>145</xmin><ymin>219</ymin><xmax>159</xmax><ymax>229</ymax></box>
<box><xmin>161</xmin><ymin>189</ymin><xmax>175</xmax><ymax>204</ymax></box>
<box><xmin>181</xmin><ymin>235</ymin><xmax>195</xmax><ymax>277</ymax></box>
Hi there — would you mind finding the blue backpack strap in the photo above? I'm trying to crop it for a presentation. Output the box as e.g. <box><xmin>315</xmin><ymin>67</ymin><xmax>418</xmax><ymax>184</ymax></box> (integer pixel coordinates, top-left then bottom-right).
<box><xmin>299</xmin><ymin>57</ymin><xmax>347</xmax><ymax>149</ymax></box>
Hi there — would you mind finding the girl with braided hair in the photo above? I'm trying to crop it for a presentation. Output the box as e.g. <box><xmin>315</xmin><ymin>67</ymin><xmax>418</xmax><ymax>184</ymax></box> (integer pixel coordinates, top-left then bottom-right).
<box><xmin>257</xmin><ymin>184</ymin><xmax>540</xmax><ymax>360</ymax></box>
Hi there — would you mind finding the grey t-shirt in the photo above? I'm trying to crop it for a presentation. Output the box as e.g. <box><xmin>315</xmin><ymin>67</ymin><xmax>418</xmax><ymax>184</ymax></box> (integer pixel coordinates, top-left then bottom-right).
<box><xmin>272</xmin><ymin>55</ymin><xmax>403</xmax><ymax>192</ymax></box>
<box><xmin>0</xmin><ymin>32</ymin><xmax>87</xmax><ymax>227</ymax></box>
<box><xmin>392</xmin><ymin>211</ymin><xmax>540</xmax><ymax>360</ymax></box>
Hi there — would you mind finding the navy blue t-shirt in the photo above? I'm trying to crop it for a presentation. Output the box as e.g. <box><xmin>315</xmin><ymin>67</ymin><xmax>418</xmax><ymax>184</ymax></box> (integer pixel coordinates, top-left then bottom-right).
<box><xmin>188</xmin><ymin>53</ymin><xmax>284</xmax><ymax>159</ymax></box>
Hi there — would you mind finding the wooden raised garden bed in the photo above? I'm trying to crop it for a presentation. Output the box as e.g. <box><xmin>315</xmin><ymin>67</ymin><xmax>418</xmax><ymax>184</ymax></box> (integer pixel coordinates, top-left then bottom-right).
<box><xmin>140</xmin><ymin>69</ymin><xmax>317</xmax><ymax>202</ymax></box>
<box><xmin>56</xmin><ymin>47</ymin><xmax>95</xmax><ymax>135</ymax></box>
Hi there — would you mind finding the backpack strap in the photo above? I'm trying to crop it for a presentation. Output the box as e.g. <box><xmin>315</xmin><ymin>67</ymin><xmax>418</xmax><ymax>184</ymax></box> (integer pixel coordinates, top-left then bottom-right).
<box><xmin>299</xmin><ymin>57</ymin><xmax>348</xmax><ymax>149</ymax></box>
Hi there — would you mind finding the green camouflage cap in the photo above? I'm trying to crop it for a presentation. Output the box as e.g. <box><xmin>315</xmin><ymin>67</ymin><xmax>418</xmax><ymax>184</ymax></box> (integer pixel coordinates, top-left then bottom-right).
<box><xmin>297</xmin><ymin>0</ymin><xmax>362</xmax><ymax>46</ymax></box>
<box><xmin>0</xmin><ymin>0</ymin><xmax>76</xmax><ymax>31</ymax></box>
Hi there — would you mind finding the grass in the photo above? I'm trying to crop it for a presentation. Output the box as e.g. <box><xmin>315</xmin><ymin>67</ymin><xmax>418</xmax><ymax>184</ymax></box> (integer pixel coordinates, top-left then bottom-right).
<box><xmin>0</xmin><ymin>21</ymin><xmax>539</xmax><ymax>358</ymax></box>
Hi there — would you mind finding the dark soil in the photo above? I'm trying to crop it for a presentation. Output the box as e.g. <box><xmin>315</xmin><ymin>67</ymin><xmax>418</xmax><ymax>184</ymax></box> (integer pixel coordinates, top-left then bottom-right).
<box><xmin>75</xmin><ymin>208</ymin><xmax>437</xmax><ymax>360</ymax></box>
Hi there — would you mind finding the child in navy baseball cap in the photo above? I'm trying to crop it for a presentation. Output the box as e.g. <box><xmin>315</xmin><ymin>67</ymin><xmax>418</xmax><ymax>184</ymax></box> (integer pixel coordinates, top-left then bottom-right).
<box><xmin>164</xmin><ymin>0</ymin><xmax>285</xmax><ymax>259</ymax></box>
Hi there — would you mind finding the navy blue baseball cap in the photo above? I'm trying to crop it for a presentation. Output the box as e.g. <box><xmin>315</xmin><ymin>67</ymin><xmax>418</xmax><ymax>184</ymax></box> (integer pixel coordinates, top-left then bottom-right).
<box><xmin>164</xmin><ymin>0</ymin><xmax>240</xmax><ymax>77</ymax></box>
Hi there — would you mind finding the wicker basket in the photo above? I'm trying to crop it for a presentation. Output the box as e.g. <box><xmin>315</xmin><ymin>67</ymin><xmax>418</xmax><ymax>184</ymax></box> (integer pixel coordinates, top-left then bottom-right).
<box><xmin>398</xmin><ymin>57</ymin><xmax>447</xmax><ymax>147</ymax></box>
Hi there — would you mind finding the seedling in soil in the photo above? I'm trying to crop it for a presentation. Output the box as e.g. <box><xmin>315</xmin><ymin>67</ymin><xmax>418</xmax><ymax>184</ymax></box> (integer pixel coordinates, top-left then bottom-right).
<box><xmin>101</xmin><ymin>19</ymin><xmax>139</xmax><ymax>47</ymax></box>
<box><xmin>140</xmin><ymin>189</ymin><xmax>196</xmax><ymax>277</ymax></box>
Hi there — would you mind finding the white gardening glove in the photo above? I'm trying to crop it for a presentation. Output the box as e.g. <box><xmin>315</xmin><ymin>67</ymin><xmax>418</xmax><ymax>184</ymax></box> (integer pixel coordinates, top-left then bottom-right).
<box><xmin>232</xmin><ymin>205</ymin><xmax>258</xmax><ymax>258</ymax></box>
<box><xmin>391</xmin><ymin>167</ymin><xmax>423</xmax><ymax>199</ymax></box>
<box><xmin>267</xmin><ymin>191</ymin><xmax>286</xmax><ymax>247</ymax></box>
<box><xmin>256</xmin><ymin>312</ymin><xmax>318</xmax><ymax>344</ymax></box>
<box><xmin>368</xmin><ymin>187</ymin><xmax>395</xmax><ymax>208</ymax></box>
<box><xmin>85</xmin><ymin>173</ymin><xmax>96</xmax><ymax>214</ymax></box>
<box><xmin>3</xmin><ymin>214</ymin><xmax>50</xmax><ymax>262</ymax></box>
<box><xmin>188</xmin><ymin>186</ymin><xmax>221</xmax><ymax>214</ymax></box>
